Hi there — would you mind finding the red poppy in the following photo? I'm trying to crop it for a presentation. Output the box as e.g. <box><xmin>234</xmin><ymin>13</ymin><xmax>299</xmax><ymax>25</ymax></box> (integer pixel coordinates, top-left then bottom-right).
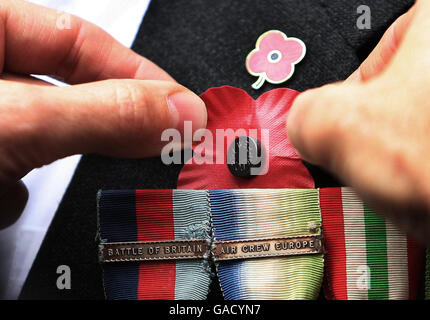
<box><xmin>177</xmin><ymin>86</ymin><xmax>314</xmax><ymax>190</ymax></box>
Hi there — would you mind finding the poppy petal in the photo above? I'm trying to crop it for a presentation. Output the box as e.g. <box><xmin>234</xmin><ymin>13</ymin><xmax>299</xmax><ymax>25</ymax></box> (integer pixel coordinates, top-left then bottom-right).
<box><xmin>177</xmin><ymin>86</ymin><xmax>314</xmax><ymax>190</ymax></box>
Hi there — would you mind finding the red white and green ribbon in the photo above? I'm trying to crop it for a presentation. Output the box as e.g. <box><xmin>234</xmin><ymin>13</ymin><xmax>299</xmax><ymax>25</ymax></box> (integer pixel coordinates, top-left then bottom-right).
<box><xmin>320</xmin><ymin>187</ymin><xmax>425</xmax><ymax>300</ymax></box>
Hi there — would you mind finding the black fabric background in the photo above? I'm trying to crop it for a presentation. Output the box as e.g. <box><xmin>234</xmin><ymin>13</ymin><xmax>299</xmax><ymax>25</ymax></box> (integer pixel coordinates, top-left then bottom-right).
<box><xmin>20</xmin><ymin>0</ymin><xmax>414</xmax><ymax>299</ymax></box>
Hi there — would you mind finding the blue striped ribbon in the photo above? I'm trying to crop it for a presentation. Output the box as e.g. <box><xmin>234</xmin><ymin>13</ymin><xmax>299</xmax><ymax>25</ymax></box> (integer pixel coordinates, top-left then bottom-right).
<box><xmin>210</xmin><ymin>189</ymin><xmax>323</xmax><ymax>299</ymax></box>
<box><xmin>98</xmin><ymin>189</ymin><xmax>212</xmax><ymax>300</ymax></box>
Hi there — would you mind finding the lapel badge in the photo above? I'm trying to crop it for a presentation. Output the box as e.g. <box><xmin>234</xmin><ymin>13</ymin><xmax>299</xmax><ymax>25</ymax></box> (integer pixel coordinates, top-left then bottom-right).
<box><xmin>246</xmin><ymin>30</ymin><xmax>306</xmax><ymax>90</ymax></box>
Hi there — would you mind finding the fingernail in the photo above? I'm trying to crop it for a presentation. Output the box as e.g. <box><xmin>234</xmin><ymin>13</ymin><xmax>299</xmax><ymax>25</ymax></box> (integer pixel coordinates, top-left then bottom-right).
<box><xmin>167</xmin><ymin>92</ymin><xmax>207</xmax><ymax>132</ymax></box>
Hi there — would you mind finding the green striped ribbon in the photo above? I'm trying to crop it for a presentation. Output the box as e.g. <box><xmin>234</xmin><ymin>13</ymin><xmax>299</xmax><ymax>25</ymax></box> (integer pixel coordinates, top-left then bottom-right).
<box><xmin>363</xmin><ymin>203</ymin><xmax>389</xmax><ymax>299</ymax></box>
<box><xmin>321</xmin><ymin>187</ymin><xmax>425</xmax><ymax>300</ymax></box>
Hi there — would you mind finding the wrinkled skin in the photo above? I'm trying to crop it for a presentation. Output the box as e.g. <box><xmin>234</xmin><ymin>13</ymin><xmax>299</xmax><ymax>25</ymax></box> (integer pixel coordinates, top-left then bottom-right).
<box><xmin>0</xmin><ymin>0</ymin><xmax>206</xmax><ymax>228</ymax></box>
<box><xmin>288</xmin><ymin>0</ymin><xmax>430</xmax><ymax>243</ymax></box>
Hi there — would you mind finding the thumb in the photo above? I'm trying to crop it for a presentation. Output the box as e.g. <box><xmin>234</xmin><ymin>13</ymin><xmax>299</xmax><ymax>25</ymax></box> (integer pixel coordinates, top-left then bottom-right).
<box><xmin>0</xmin><ymin>79</ymin><xmax>206</xmax><ymax>182</ymax></box>
<box><xmin>288</xmin><ymin>5</ymin><xmax>416</xmax><ymax>170</ymax></box>
<box><xmin>287</xmin><ymin>82</ymin><xmax>363</xmax><ymax>173</ymax></box>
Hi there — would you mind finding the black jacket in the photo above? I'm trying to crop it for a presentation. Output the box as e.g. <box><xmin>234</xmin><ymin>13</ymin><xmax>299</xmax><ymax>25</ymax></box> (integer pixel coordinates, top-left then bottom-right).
<box><xmin>20</xmin><ymin>0</ymin><xmax>414</xmax><ymax>299</ymax></box>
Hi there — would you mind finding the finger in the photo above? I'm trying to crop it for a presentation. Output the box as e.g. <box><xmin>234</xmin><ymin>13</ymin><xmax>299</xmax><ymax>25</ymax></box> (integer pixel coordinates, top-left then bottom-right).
<box><xmin>287</xmin><ymin>83</ymin><xmax>426</xmax><ymax>236</ymax></box>
<box><xmin>289</xmin><ymin>82</ymin><xmax>402</xmax><ymax>184</ymax></box>
<box><xmin>346</xmin><ymin>5</ymin><xmax>416</xmax><ymax>83</ymax></box>
<box><xmin>0</xmin><ymin>181</ymin><xmax>28</xmax><ymax>229</ymax></box>
<box><xmin>0</xmin><ymin>0</ymin><xmax>173</xmax><ymax>83</ymax></box>
<box><xmin>288</xmin><ymin>82</ymin><xmax>396</xmax><ymax>186</ymax></box>
<box><xmin>290</xmin><ymin>6</ymin><xmax>417</xmax><ymax>161</ymax></box>
<box><xmin>0</xmin><ymin>79</ymin><xmax>206</xmax><ymax>183</ymax></box>
<box><xmin>287</xmin><ymin>82</ymin><xmax>357</xmax><ymax>169</ymax></box>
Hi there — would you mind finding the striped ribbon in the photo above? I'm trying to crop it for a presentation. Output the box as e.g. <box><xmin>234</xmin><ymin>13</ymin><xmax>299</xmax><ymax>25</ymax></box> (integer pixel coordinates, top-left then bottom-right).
<box><xmin>98</xmin><ymin>188</ymin><xmax>425</xmax><ymax>300</ymax></box>
<box><xmin>98</xmin><ymin>189</ymin><xmax>212</xmax><ymax>300</ymax></box>
<box><xmin>320</xmin><ymin>188</ymin><xmax>425</xmax><ymax>300</ymax></box>
<box><xmin>210</xmin><ymin>189</ymin><xmax>323</xmax><ymax>300</ymax></box>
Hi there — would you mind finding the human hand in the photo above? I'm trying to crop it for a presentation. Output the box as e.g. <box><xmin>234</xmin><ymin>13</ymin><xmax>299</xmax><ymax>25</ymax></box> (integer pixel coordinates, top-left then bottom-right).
<box><xmin>0</xmin><ymin>0</ymin><xmax>207</xmax><ymax>228</ymax></box>
<box><xmin>287</xmin><ymin>1</ymin><xmax>430</xmax><ymax>242</ymax></box>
